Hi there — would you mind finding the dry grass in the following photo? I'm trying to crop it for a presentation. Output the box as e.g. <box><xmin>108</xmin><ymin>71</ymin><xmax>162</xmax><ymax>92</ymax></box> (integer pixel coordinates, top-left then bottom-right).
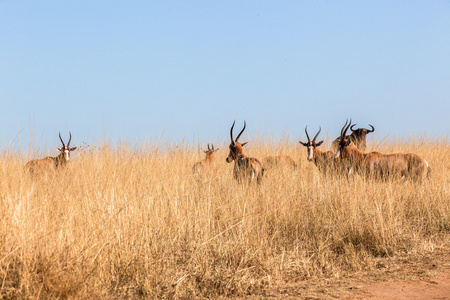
<box><xmin>0</xmin><ymin>137</ymin><xmax>448</xmax><ymax>298</ymax></box>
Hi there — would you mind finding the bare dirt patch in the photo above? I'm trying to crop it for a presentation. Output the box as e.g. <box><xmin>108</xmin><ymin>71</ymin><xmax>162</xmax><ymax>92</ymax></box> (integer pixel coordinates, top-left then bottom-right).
<box><xmin>359</xmin><ymin>273</ymin><xmax>450</xmax><ymax>300</ymax></box>
<box><xmin>355</xmin><ymin>249</ymin><xmax>450</xmax><ymax>300</ymax></box>
<box><xmin>236</xmin><ymin>248</ymin><xmax>450</xmax><ymax>299</ymax></box>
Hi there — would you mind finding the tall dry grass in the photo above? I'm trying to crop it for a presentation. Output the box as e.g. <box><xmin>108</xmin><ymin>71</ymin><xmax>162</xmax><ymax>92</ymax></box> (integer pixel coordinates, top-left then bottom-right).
<box><xmin>0</xmin><ymin>137</ymin><xmax>448</xmax><ymax>298</ymax></box>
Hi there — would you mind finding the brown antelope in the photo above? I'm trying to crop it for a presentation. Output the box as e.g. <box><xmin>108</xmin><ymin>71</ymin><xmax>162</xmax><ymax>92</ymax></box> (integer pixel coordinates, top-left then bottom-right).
<box><xmin>26</xmin><ymin>132</ymin><xmax>77</xmax><ymax>174</ymax></box>
<box><xmin>226</xmin><ymin>121</ymin><xmax>264</xmax><ymax>183</ymax></box>
<box><xmin>299</xmin><ymin>126</ymin><xmax>338</xmax><ymax>174</ymax></box>
<box><xmin>262</xmin><ymin>155</ymin><xmax>297</xmax><ymax>170</ymax></box>
<box><xmin>192</xmin><ymin>143</ymin><xmax>219</xmax><ymax>174</ymax></box>
<box><xmin>331</xmin><ymin>123</ymin><xmax>375</xmax><ymax>151</ymax></box>
<box><xmin>334</xmin><ymin>120</ymin><xmax>430</xmax><ymax>181</ymax></box>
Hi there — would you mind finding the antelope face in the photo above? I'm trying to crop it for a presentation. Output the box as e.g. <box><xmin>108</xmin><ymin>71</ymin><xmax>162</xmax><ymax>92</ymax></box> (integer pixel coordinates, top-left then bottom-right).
<box><xmin>299</xmin><ymin>126</ymin><xmax>323</xmax><ymax>162</ymax></box>
<box><xmin>226</xmin><ymin>142</ymin><xmax>245</xmax><ymax>163</ymax></box>
<box><xmin>57</xmin><ymin>132</ymin><xmax>77</xmax><ymax>161</ymax></box>
<box><xmin>299</xmin><ymin>141</ymin><xmax>324</xmax><ymax>161</ymax></box>
<box><xmin>350</xmin><ymin>124</ymin><xmax>375</xmax><ymax>139</ymax></box>
<box><xmin>57</xmin><ymin>146</ymin><xmax>77</xmax><ymax>161</ymax></box>
<box><xmin>334</xmin><ymin>138</ymin><xmax>352</xmax><ymax>160</ymax></box>
<box><xmin>204</xmin><ymin>143</ymin><xmax>219</xmax><ymax>161</ymax></box>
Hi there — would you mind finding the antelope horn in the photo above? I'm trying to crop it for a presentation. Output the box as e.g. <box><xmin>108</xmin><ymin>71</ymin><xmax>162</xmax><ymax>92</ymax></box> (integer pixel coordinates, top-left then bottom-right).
<box><xmin>313</xmin><ymin>127</ymin><xmax>321</xmax><ymax>142</ymax></box>
<box><xmin>235</xmin><ymin>121</ymin><xmax>246</xmax><ymax>142</ymax></box>
<box><xmin>340</xmin><ymin>120</ymin><xmax>348</xmax><ymax>140</ymax></box>
<box><xmin>67</xmin><ymin>132</ymin><xmax>72</xmax><ymax>147</ymax></box>
<box><xmin>211</xmin><ymin>144</ymin><xmax>215</xmax><ymax>150</ymax></box>
<box><xmin>59</xmin><ymin>132</ymin><xmax>65</xmax><ymax>147</ymax></box>
<box><xmin>342</xmin><ymin>119</ymin><xmax>352</xmax><ymax>139</ymax></box>
<box><xmin>207</xmin><ymin>143</ymin><xmax>210</xmax><ymax>151</ymax></box>
<box><xmin>230</xmin><ymin>120</ymin><xmax>236</xmax><ymax>144</ymax></box>
<box><xmin>304</xmin><ymin>126</ymin><xmax>311</xmax><ymax>142</ymax></box>
<box><xmin>368</xmin><ymin>124</ymin><xmax>375</xmax><ymax>132</ymax></box>
<box><xmin>350</xmin><ymin>124</ymin><xmax>357</xmax><ymax>132</ymax></box>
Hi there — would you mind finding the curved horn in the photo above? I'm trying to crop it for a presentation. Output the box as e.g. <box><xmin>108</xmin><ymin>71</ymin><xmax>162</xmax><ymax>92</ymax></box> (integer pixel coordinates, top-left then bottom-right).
<box><xmin>230</xmin><ymin>120</ymin><xmax>235</xmax><ymax>143</ymax></box>
<box><xmin>340</xmin><ymin>120</ymin><xmax>349</xmax><ymax>139</ymax></box>
<box><xmin>59</xmin><ymin>132</ymin><xmax>65</xmax><ymax>147</ymax></box>
<box><xmin>211</xmin><ymin>144</ymin><xmax>215</xmax><ymax>150</ymax></box>
<box><xmin>350</xmin><ymin>124</ymin><xmax>357</xmax><ymax>132</ymax></box>
<box><xmin>313</xmin><ymin>127</ymin><xmax>321</xmax><ymax>142</ymax></box>
<box><xmin>368</xmin><ymin>124</ymin><xmax>375</xmax><ymax>132</ymax></box>
<box><xmin>207</xmin><ymin>143</ymin><xmax>211</xmax><ymax>151</ymax></box>
<box><xmin>235</xmin><ymin>121</ymin><xmax>246</xmax><ymax>142</ymax></box>
<box><xmin>342</xmin><ymin>119</ymin><xmax>352</xmax><ymax>139</ymax></box>
<box><xmin>67</xmin><ymin>132</ymin><xmax>72</xmax><ymax>147</ymax></box>
<box><xmin>304</xmin><ymin>126</ymin><xmax>311</xmax><ymax>142</ymax></box>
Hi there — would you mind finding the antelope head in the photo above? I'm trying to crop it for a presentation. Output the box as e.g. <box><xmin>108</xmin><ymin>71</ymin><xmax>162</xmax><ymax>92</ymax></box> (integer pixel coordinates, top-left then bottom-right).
<box><xmin>299</xmin><ymin>126</ymin><xmax>324</xmax><ymax>161</ymax></box>
<box><xmin>350</xmin><ymin>124</ymin><xmax>375</xmax><ymax>138</ymax></box>
<box><xmin>57</xmin><ymin>132</ymin><xmax>77</xmax><ymax>161</ymax></box>
<box><xmin>204</xmin><ymin>143</ymin><xmax>219</xmax><ymax>160</ymax></box>
<box><xmin>226</xmin><ymin>121</ymin><xmax>248</xmax><ymax>163</ymax></box>
<box><xmin>334</xmin><ymin>119</ymin><xmax>352</xmax><ymax>160</ymax></box>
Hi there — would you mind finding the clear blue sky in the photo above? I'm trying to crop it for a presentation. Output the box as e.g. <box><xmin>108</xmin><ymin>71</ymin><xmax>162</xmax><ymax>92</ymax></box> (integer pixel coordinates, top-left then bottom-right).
<box><xmin>1</xmin><ymin>1</ymin><xmax>449</xmax><ymax>151</ymax></box>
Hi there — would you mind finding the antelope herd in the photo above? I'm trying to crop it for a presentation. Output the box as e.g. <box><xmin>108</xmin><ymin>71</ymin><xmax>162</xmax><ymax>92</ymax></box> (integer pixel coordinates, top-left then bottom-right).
<box><xmin>334</xmin><ymin>120</ymin><xmax>430</xmax><ymax>181</ymax></box>
<box><xmin>25</xmin><ymin>119</ymin><xmax>431</xmax><ymax>183</ymax></box>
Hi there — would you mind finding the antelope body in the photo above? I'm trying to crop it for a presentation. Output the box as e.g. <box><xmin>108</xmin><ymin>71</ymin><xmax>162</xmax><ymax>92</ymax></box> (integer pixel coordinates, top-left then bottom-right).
<box><xmin>331</xmin><ymin>123</ymin><xmax>374</xmax><ymax>151</ymax></box>
<box><xmin>26</xmin><ymin>132</ymin><xmax>77</xmax><ymax>175</ymax></box>
<box><xmin>262</xmin><ymin>155</ymin><xmax>297</xmax><ymax>170</ymax></box>
<box><xmin>334</xmin><ymin>120</ymin><xmax>430</xmax><ymax>181</ymax></box>
<box><xmin>226</xmin><ymin>121</ymin><xmax>264</xmax><ymax>184</ymax></box>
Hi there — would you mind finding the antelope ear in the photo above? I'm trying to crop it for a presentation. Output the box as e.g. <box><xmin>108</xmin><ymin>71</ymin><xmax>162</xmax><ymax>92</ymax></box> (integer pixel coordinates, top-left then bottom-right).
<box><xmin>241</xmin><ymin>142</ymin><xmax>248</xmax><ymax>147</ymax></box>
<box><xmin>57</xmin><ymin>147</ymin><xmax>62</xmax><ymax>151</ymax></box>
<box><xmin>316</xmin><ymin>141</ymin><xmax>324</xmax><ymax>147</ymax></box>
<box><xmin>70</xmin><ymin>147</ymin><xmax>77</xmax><ymax>151</ymax></box>
<box><xmin>299</xmin><ymin>141</ymin><xmax>308</xmax><ymax>147</ymax></box>
<box><xmin>214</xmin><ymin>148</ymin><xmax>220</xmax><ymax>152</ymax></box>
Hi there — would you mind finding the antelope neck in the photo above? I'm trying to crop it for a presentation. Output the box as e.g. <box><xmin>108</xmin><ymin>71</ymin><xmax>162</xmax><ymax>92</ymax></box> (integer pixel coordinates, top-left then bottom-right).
<box><xmin>54</xmin><ymin>153</ymin><xmax>68</xmax><ymax>166</ymax></box>
<box><xmin>343</xmin><ymin>144</ymin><xmax>365</xmax><ymax>161</ymax></box>
<box><xmin>236</xmin><ymin>153</ymin><xmax>247</xmax><ymax>160</ymax></box>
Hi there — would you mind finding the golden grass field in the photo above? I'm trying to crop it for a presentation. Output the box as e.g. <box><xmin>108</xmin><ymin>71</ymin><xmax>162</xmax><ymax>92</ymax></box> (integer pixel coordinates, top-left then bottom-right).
<box><xmin>0</xmin><ymin>137</ymin><xmax>449</xmax><ymax>298</ymax></box>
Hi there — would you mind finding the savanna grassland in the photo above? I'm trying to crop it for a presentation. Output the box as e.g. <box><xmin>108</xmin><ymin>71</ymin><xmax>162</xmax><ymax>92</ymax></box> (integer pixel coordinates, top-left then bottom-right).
<box><xmin>0</xmin><ymin>137</ymin><xmax>449</xmax><ymax>299</ymax></box>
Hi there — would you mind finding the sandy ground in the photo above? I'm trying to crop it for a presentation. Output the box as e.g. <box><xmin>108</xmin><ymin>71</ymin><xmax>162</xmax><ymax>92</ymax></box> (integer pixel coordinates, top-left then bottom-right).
<box><xmin>359</xmin><ymin>272</ymin><xmax>450</xmax><ymax>299</ymax></box>
<box><xmin>238</xmin><ymin>248</ymin><xmax>450</xmax><ymax>299</ymax></box>
<box><xmin>351</xmin><ymin>249</ymin><xmax>450</xmax><ymax>300</ymax></box>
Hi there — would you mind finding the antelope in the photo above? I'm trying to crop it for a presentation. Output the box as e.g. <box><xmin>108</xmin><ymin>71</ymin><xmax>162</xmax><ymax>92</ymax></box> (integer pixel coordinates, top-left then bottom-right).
<box><xmin>299</xmin><ymin>126</ymin><xmax>338</xmax><ymax>174</ymax></box>
<box><xmin>192</xmin><ymin>143</ymin><xmax>219</xmax><ymax>174</ymax></box>
<box><xmin>262</xmin><ymin>155</ymin><xmax>297</xmax><ymax>170</ymax></box>
<box><xmin>226</xmin><ymin>121</ymin><xmax>264</xmax><ymax>184</ymax></box>
<box><xmin>331</xmin><ymin>123</ymin><xmax>375</xmax><ymax>151</ymax></box>
<box><xmin>26</xmin><ymin>132</ymin><xmax>77</xmax><ymax>174</ymax></box>
<box><xmin>334</xmin><ymin>120</ymin><xmax>430</xmax><ymax>181</ymax></box>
